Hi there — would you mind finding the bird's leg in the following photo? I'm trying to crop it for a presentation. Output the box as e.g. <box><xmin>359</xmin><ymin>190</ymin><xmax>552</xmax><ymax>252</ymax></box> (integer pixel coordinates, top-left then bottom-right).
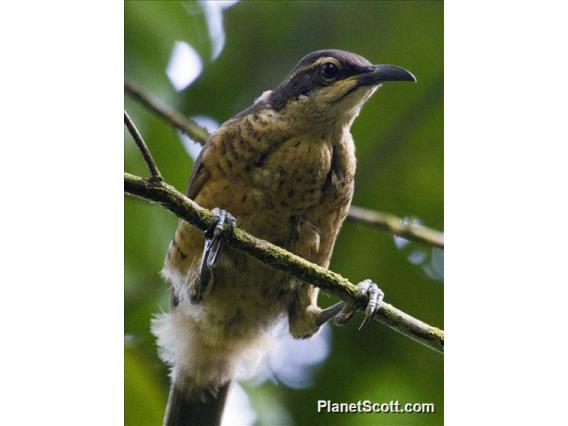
<box><xmin>315</xmin><ymin>279</ymin><xmax>384</xmax><ymax>330</ymax></box>
<box><xmin>190</xmin><ymin>208</ymin><xmax>236</xmax><ymax>304</ymax></box>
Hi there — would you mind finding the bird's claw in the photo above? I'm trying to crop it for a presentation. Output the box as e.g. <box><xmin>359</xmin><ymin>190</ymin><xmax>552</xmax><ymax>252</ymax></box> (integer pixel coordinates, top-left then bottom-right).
<box><xmin>334</xmin><ymin>279</ymin><xmax>384</xmax><ymax>330</ymax></box>
<box><xmin>191</xmin><ymin>208</ymin><xmax>236</xmax><ymax>304</ymax></box>
<box><xmin>357</xmin><ymin>279</ymin><xmax>384</xmax><ymax>330</ymax></box>
<box><xmin>205</xmin><ymin>208</ymin><xmax>236</xmax><ymax>269</ymax></box>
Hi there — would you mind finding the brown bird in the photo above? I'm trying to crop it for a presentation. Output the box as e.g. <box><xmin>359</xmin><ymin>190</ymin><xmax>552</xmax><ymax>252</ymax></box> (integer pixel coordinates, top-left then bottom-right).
<box><xmin>152</xmin><ymin>49</ymin><xmax>415</xmax><ymax>425</ymax></box>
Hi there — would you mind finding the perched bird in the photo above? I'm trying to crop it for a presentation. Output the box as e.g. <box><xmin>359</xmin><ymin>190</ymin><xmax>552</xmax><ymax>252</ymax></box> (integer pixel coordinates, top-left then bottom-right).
<box><xmin>153</xmin><ymin>49</ymin><xmax>415</xmax><ymax>425</ymax></box>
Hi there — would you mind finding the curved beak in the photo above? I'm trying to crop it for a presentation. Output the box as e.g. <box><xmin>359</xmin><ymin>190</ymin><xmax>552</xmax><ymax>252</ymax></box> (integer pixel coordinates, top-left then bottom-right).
<box><xmin>357</xmin><ymin>64</ymin><xmax>417</xmax><ymax>86</ymax></box>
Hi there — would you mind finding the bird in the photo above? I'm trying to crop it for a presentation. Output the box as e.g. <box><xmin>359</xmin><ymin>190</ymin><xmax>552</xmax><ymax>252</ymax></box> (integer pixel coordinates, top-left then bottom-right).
<box><xmin>152</xmin><ymin>49</ymin><xmax>416</xmax><ymax>426</ymax></box>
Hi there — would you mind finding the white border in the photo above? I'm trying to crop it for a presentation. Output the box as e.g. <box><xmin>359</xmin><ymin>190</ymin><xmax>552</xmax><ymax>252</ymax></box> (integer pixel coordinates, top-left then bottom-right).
<box><xmin>0</xmin><ymin>2</ymin><xmax>123</xmax><ymax>424</ymax></box>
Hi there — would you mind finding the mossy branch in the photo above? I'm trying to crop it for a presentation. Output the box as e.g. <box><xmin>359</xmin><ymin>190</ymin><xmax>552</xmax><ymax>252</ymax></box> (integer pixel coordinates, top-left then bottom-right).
<box><xmin>124</xmin><ymin>172</ymin><xmax>443</xmax><ymax>353</ymax></box>
<box><xmin>124</xmin><ymin>77</ymin><xmax>444</xmax><ymax>249</ymax></box>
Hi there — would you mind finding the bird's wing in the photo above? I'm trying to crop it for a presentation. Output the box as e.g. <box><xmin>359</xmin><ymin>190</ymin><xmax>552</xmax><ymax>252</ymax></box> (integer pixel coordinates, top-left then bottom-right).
<box><xmin>186</xmin><ymin>142</ymin><xmax>212</xmax><ymax>200</ymax></box>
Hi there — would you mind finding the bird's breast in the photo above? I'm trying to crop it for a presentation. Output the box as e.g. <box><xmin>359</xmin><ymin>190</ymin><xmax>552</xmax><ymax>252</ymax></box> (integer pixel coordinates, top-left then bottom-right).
<box><xmin>251</xmin><ymin>138</ymin><xmax>333</xmax><ymax>212</ymax></box>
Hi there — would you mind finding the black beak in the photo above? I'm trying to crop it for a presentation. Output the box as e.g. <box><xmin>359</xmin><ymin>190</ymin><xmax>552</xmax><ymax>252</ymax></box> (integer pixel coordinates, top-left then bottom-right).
<box><xmin>357</xmin><ymin>64</ymin><xmax>416</xmax><ymax>86</ymax></box>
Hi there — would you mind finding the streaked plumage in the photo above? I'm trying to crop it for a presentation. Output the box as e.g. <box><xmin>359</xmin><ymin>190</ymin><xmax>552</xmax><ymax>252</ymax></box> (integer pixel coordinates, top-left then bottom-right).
<box><xmin>152</xmin><ymin>49</ymin><xmax>415</xmax><ymax>425</ymax></box>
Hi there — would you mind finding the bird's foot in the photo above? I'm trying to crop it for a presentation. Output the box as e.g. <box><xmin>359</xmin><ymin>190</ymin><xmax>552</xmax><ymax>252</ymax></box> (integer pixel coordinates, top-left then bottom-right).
<box><xmin>204</xmin><ymin>208</ymin><xmax>236</xmax><ymax>269</ymax></box>
<box><xmin>327</xmin><ymin>279</ymin><xmax>384</xmax><ymax>330</ymax></box>
<box><xmin>191</xmin><ymin>208</ymin><xmax>236</xmax><ymax>304</ymax></box>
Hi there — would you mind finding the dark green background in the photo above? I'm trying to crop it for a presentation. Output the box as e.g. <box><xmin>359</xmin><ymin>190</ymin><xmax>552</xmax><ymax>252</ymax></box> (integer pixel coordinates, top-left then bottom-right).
<box><xmin>125</xmin><ymin>1</ymin><xmax>443</xmax><ymax>425</ymax></box>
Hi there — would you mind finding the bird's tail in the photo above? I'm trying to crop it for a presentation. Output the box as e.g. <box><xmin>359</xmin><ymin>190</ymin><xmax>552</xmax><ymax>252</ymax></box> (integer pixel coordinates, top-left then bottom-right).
<box><xmin>164</xmin><ymin>381</ymin><xmax>231</xmax><ymax>426</ymax></box>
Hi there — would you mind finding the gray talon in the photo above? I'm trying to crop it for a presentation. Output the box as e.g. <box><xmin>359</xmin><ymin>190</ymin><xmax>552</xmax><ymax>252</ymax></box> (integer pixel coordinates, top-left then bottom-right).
<box><xmin>207</xmin><ymin>208</ymin><xmax>236</xmax><ymax>268</ymax></box>
<box><xmin>333</xmin><ymin>303</ymin><xmax>357</xmax><ymax>326</ymax></box>
<box><xmin>357</xmin><ymin>279</ymin><xmax>384</xmax><ymax>330</ymax></box>
<box><xmin>193</xmin><ymin>208</ymin><xmax>236</xmax><ymax>304</ymax></box>
<box><xmin>332</xmin><ymin>279</ymin><xmax>384</xmax><ymax>328</ymax></box>
<box><xmin>315</xmin><ymin>280</ymin><xmax>384</xmax><ymax>330</ymax></box>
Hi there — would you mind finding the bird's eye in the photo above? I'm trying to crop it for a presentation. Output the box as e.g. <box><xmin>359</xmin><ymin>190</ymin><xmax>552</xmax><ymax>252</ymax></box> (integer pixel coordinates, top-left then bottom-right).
<box><xmin>321</xmin><ymin>62</ymin><xmax>339</xmax><ymax>80</ymax></box>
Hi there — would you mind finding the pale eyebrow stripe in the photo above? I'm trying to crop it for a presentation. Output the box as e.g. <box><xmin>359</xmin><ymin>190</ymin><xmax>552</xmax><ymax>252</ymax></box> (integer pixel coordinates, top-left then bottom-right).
<box><xmin>284</xmin><ymin>57</ymin><xmax>341</xmax><ymax>84</ymax></box>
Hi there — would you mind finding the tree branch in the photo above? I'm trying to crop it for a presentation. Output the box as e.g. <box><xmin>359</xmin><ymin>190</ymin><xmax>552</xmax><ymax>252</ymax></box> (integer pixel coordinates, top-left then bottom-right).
<box><xmin>125</xmin><ymin>173</ymin><xmax>444</xmax><ymax>353</ymax></box>
<box><xmin>348</xmin><ymin>205</ymin><xmax>444</xmax><ymax>248</ymax></box>
<box><xmin>124</xmin><ymin>78</ymin><xmax>444</xmax><ymax>248</ymax></box>
<box><xmin>124</xmin><ymin>78</ymin><xmax>209</xmax><ymax>144</ymax></box>
<box><xmin>124</xmin><ymin>110</ymin><xmax>162</xmax><ymax>180</ymax></box>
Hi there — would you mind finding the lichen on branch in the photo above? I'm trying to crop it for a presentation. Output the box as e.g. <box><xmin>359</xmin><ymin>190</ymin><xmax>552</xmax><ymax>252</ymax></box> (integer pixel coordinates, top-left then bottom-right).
<box><xmin>124</xmin><ymin>172</ymin><xmax>444</xmax><ymax>354</ymax></box>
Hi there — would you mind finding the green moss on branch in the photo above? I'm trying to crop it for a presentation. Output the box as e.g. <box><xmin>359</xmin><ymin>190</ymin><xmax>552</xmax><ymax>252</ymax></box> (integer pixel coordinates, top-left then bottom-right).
<box><xmin>124</xmin><ymin>172</ymin><xmax>444</xmax><ymax>354</ymax></box>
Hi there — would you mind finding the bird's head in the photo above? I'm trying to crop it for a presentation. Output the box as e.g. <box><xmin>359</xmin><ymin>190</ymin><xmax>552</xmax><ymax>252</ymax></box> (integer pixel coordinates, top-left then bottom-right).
<box><xmin>268</xmin><ymin>49</ymin><xmax>416</xmax><ymax>126</ymax></box>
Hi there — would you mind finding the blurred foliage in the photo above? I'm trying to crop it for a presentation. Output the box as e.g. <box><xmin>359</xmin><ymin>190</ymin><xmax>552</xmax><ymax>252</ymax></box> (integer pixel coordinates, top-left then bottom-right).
<box><xmin>125</xmin><ymin>1</ymin><xmax>443</xmax><ymax>425</ymax></box>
